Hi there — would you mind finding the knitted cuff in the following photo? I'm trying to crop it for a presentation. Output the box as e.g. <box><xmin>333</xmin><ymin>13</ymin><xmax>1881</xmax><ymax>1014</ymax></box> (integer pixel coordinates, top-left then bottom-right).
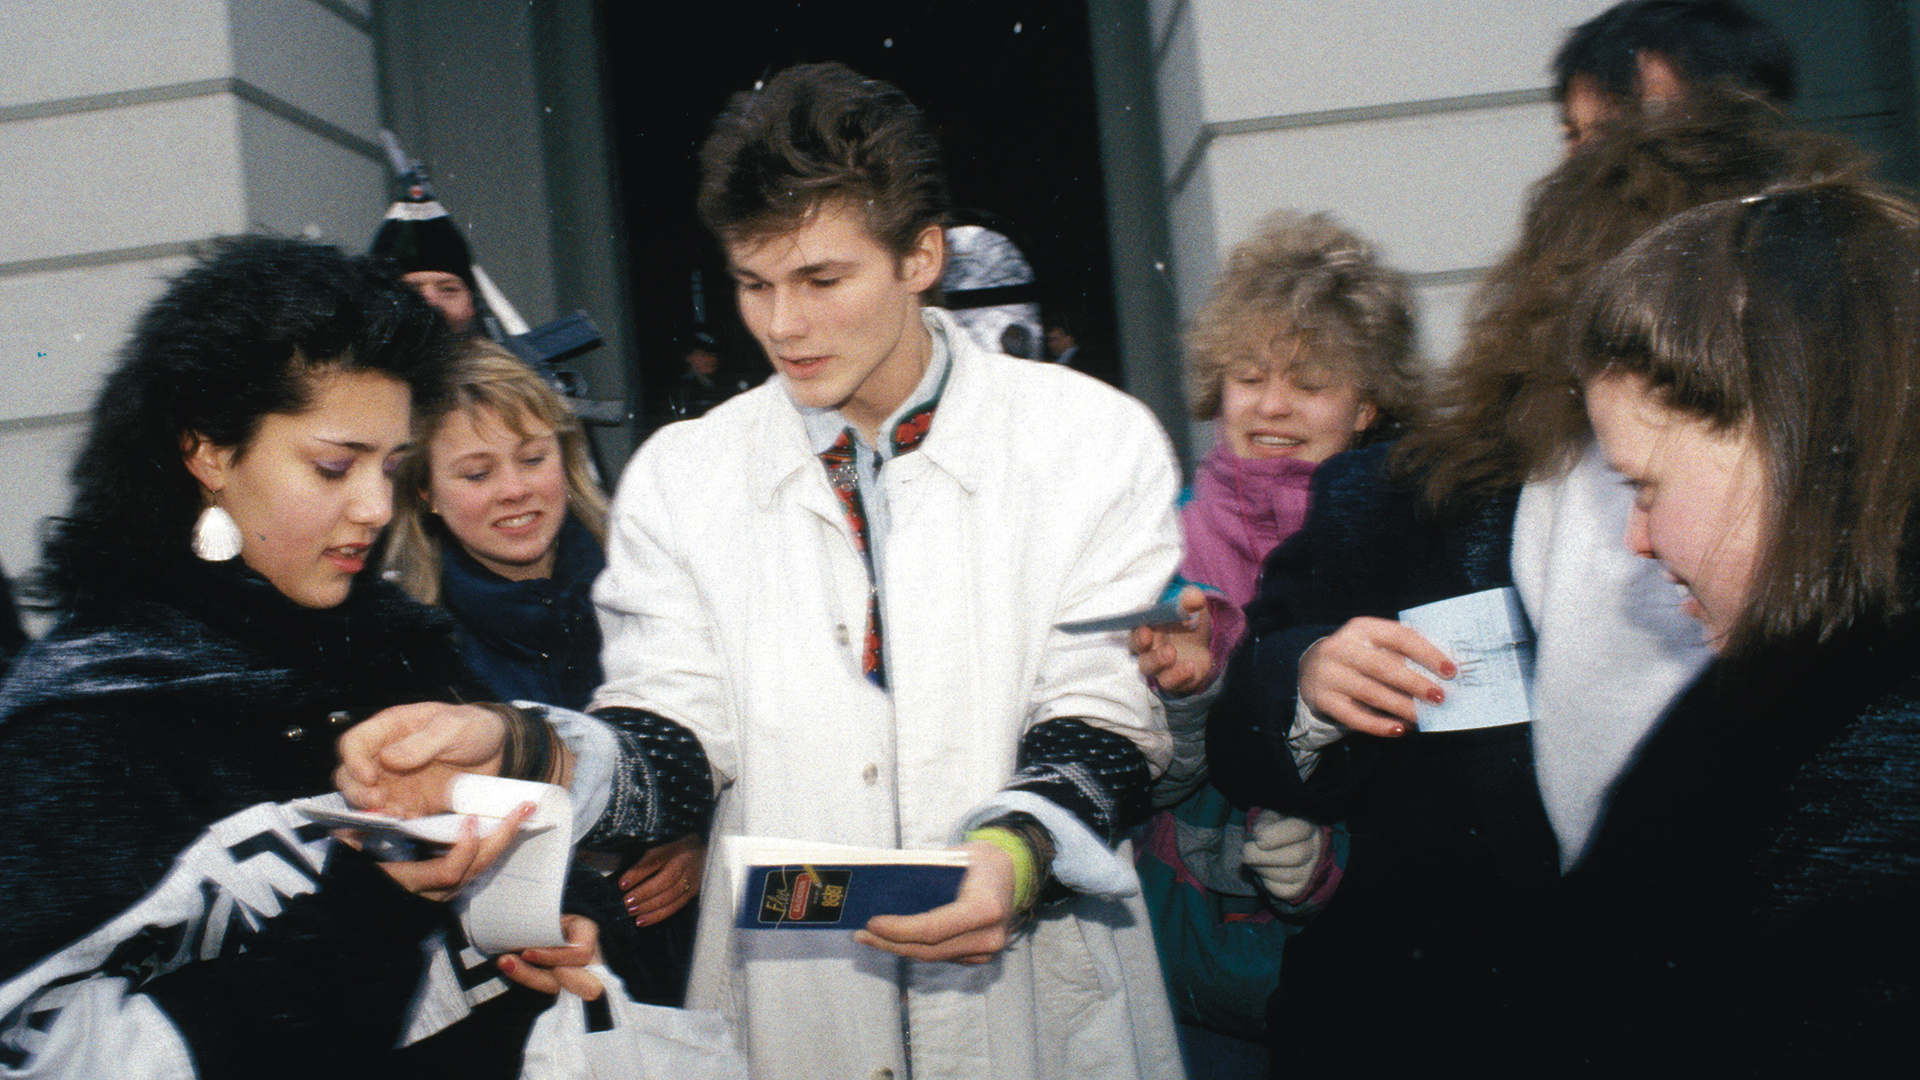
<box><xmin>1005</xmin><ymin>718</ymin><xmax>1154</xmax><ymax>843</ymax></box>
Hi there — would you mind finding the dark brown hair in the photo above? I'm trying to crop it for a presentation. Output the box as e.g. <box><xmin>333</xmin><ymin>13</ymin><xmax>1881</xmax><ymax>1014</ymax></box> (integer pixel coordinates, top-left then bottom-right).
<box><xmin>1572</xmin><ymin>182</ymin><xmax>1920</xmax><ymax>654</ymax></box>
<box><xmin>697</xmin><ymin>62</ymin><xmax>950</xmax><ymax>258</ymax></box>
<box><xmin>1553</xmin><ymin>0</ymin><xmax>1795</xmax><ymax>106</ymax></box>
<box><xmin>1394</xmin><ymin>91</ymin><xmax>1863</xmax><ymax>513</ymax></box>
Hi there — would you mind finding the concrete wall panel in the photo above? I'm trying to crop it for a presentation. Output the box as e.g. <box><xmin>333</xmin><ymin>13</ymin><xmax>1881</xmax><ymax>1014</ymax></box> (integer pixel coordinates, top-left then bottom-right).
<box><xmin>1147</xmin><ymin>0</ymin><xmax>1183</xmax><ymax>45</ymax></box>
<box><xmin>0</xmin><ymin>1</ymin><xmax>230</xmax><ymax>108</ymax></box>
<box><xmin>0</xmin><ymin>421</ymin><xmax>88</xmax><ymax>592</ymax></box>
<box><xmin>231</xmin><ymin>0</ymin><xmax>379</xmax><ymax>141</ymax></box>
<box><xmin>1166</xmin><ymin>154</ymin><xmax>1220</xmax><ymax>321</ymax></box>
<box><xmin>1413</xmin><ymin>278</ymin><xmax>1477</xmax><ymax>371</ymax></box>
<box><xmin>1203</xmin><ymin>102</ymin><xmax>1561</xmax><ymax>278</ymax></box>
<box><xmin>0</xmin><ymin>96</ymin><xmax>247</xmax><ymax>264</ymax></box>
<box><xmin>1188</xmin><ymin>0</ymin><xmax>1614</xmax><ymax>121</ymax></box>
<box><xmin>0</xmin><ymin>257</ymin><xmax>189</xmax><ymax>423</ymax></box>
<box><xmin>237</xmin><ymin>101</ymin><xmax>384</xmax><ymax>244</ymax></box>
<box><xmin>1155</xmin><ymin>5</ymin><xmax>1207</xmax><ymax>185</ymax></box>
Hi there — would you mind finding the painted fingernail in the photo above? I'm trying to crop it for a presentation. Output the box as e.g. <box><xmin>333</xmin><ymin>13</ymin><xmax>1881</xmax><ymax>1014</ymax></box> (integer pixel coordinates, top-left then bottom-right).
<box><xmin>1386</xmin><ymin>724</ymin><xmax>1406</xmax><ymax>737</ymax></box>
<box><xmin>634</xmin><ymin>915</ymin><xmax>650</xmax><ymax>926</ymax></box>
<box><xmin>498</xmin><ymin>956</ymin><xmax>517</xmax><ymax>974</ymax></box>
<box><xmin>1428</xmin><ymin>688</ymin><xmax>1445</xmax><ymax>704</ymax></box>
<box><xmin>1442</xmin><ymin>662</ymin><xmax>1459</xmax><ymax>678</ymax></box>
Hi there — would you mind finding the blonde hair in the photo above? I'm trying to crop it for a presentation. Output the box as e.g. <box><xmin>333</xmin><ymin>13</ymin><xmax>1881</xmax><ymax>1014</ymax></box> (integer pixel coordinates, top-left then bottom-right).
<box><xmin>384</xmin><ymin>339</ymin><xmax>609</xmax><ymax>604</ymax></box>
<box><xmin>1184</xmin><ymin>210</ymin><xmax>1420</xmax><ymax>436</ymax></box>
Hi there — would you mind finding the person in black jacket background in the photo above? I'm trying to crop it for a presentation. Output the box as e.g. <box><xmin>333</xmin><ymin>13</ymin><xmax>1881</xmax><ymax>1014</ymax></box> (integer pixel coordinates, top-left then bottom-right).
<box><xmin>1553</xmin><ymin>180</ymin><xmax>1920</xmax><ymax>1071</ymax></box>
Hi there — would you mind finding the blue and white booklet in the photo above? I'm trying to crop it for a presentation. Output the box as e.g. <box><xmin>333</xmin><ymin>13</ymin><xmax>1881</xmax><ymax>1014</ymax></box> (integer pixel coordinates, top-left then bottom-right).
<box><xmin>1399</xmin><ymin>586</ymin><xmax>1535</xmax><ymax>732</ymax></box>
<box><xmin>717</xmin><ymin>836</ymin><xmax>969</xmax><ymax>930</ymax></box>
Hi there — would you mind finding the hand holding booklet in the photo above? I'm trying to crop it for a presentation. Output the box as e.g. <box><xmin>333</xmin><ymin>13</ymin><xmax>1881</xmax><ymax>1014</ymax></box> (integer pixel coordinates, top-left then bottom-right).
<box><xmin>292</xmin><ymin>774</ymin><xmax>573</xmax><ymax>953</ymax></box>
<box><xmin>715</xmin><ymin>835</ymin><xmax>970</xmax><ymax>930</ymax></box>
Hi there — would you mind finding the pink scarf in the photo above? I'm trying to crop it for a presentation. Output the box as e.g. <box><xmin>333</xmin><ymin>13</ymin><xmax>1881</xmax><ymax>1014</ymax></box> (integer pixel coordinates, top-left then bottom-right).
<box><xmin>1180</xmin><ymin>443</ymin><xmax>1319</xmax><ymax>653</ymax></box>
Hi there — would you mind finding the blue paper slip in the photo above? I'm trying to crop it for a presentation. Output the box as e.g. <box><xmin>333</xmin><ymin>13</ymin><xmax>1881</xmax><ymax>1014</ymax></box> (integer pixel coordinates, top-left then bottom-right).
<box><xmin>1054</xmin><ymin>600</ymin><xmax>1190</xmax><ymax>634</ymax></box>
<box><xmin>1398</xmin><ymin>587</ymin><xmax>1535</xmax><ymax>732</ymax></box>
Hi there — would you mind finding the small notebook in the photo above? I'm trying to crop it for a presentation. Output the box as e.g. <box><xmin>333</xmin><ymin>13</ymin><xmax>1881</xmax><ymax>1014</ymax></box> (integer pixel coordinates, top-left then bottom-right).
<box><xmin>718</xmin><ymin>836</ymin><xmax>970</xmax><ymax>930</ymax></box>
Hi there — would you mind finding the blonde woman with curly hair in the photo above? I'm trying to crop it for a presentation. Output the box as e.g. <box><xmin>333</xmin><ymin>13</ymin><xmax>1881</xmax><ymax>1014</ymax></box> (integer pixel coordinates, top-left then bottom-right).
<box><xmin>1178</xmin><ymin>209</ymin><xmax>1419</xmax><ymax>622</ymax></box>
<box><xmin>1131</xmin><ymin>211</ymin><xmax>1418</xmax><ymax>1072</ymax></box>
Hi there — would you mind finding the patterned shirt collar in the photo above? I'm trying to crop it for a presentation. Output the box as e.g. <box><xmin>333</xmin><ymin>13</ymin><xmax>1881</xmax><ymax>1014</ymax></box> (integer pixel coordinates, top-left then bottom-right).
<box><xmin>800</xmin><ymin>309</ymin><xmax>952</xmax><ymax>458</ymax></box>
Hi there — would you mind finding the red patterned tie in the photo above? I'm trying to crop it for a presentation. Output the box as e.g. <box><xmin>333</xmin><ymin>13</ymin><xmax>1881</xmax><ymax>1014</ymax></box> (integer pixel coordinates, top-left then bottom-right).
<box><xmin>819</xmin><ymin>401</ymin><xmax>936</xmax><ymax>688</ymax></box>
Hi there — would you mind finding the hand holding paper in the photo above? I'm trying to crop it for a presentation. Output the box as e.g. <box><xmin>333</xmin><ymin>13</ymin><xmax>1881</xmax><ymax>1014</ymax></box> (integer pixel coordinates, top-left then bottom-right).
<box><xmin>500</xmin><ymin>914</ymin><xmax>605</xmax><ymax>1000</ymax></box>
<box><xmin>1128</xmin><ymin>585</ymin><xmax>1215</xmax><ymax>695</ymax></box>
<box><xmin>1396</xmin><ymin>587</ymin><xmax>1535</xmax><ymax>733</ymax></box>
<box><xmin>296</xmin><ymin>774</ymin><xmax>573</xmax><ymax>951</ymax></box>
<box><xmin>1299</xmin><ymin>616</ymin><xmax>1456</xmax><ymax>737</ymax></box>
<box><xmin>857</xmin><ymin>839</ymin><xmax>1017</xmax><ymax>966</ymax></box>
<box><xmin>333</xmin><ymin>701</ymin><xmax>510</xmax><ymax>817</ymax></box>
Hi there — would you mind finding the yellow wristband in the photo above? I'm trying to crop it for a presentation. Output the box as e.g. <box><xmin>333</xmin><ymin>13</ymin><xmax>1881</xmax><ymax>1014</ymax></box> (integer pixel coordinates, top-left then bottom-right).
<box><xmin>965</xmin><ymin>826</ymin><xmax>1040</xmax><ymax>911</ymax></box>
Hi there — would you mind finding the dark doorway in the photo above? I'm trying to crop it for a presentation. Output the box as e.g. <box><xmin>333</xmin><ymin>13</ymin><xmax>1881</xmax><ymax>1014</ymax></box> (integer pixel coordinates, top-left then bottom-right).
<box><xmin>598</xmin><ymin>0</ymin><xmax>1121</xmax><ymax>436</ymax></box>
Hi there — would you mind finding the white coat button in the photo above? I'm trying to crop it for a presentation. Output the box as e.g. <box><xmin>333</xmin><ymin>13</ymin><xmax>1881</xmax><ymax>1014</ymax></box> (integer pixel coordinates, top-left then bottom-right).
<box><xmin>861</xmin><ymin>763</ymin><xmax>879</xmax><ymax>785</ymax></box>
<box><xmin>834</xmin><ymin>623</ymin><xmax>851</xmax><ymax>646</ymax></box>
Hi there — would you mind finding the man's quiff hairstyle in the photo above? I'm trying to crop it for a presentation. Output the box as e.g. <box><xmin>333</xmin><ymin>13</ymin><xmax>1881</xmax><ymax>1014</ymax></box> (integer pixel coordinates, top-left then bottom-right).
<box><xmin>1185</xmin><ymin>210</ymin><xmax>1420</xmax><ymax>435</ymax></box>
<box><xmin>697</xmin><ymin>61</ymin><xmax>951</xmax><ymax>258</ymax></box>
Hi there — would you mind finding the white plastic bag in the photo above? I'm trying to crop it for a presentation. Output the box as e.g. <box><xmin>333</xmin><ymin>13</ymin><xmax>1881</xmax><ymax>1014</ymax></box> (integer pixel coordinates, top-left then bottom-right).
<box><xmin>519</xmin><ymin>965</ymin><xmax>747</xmax><ymax>1080</ymax></box>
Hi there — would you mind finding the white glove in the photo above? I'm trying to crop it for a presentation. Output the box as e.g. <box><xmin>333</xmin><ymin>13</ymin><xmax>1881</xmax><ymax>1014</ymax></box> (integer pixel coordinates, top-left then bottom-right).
<box><xmin>1242</xmin><ymin>809</ymin><xmax>1325</xmax><ymax>904</ymax></box>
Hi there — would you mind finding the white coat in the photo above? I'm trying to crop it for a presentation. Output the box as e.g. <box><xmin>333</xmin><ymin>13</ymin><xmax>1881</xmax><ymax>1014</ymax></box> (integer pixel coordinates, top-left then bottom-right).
<box><xmin>592</xmin><ymin>311</ymin><xmax>1186</xmax><ymax>1079</ymax></box>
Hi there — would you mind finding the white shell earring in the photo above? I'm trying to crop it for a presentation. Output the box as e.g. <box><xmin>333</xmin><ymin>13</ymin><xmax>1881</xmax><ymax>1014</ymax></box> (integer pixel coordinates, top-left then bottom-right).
<box><xmin>192</xmin><ymin>505</ymin><xmax>243</xmax><ymax>561</ymax></box>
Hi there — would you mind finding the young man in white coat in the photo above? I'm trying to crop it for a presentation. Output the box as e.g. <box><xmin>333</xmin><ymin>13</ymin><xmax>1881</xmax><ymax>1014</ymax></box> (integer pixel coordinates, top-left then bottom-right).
<box><xmin>588</xmin><ymin>63</ymin><xmax>1187</xmax><ymax>1078</ymax></box>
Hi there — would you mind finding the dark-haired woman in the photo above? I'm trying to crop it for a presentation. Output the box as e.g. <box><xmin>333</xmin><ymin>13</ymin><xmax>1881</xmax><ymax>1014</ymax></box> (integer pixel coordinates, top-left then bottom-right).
<box><xmin>1547</xmin><ymin>181</ymin><xmax>1920</xmax><ymax>1071</ymax></box>
<box><xmin>0</xmin><ymin>237</ymin><xmax>693</xmax><ymax>1078</ymax></box>
<box><xmin>1204</xmin><ymin>94</ymin><xmax>1868</xmax><ymax>1072</ymax></box>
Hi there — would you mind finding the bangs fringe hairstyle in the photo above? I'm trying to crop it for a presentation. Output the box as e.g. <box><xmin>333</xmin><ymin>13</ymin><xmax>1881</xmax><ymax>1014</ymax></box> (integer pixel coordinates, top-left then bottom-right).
<box><xmin>37</xmin><ymin>236</ymin><xmax>450</xmax><ymax>612</ymax></box>
<box><xmin>1572</xmin><ymin>182</ymin><xmax>1920</xmax><ymax>655</ymax></box>
<box><xmin>1185</xmin><ymin>210</ymin><xmax>1421</xmax><ymax>439</ymax></box>
<box><xmin>696</xmin><ymin>61</ymin><xmax>951</xmax><ymax>258</ymax></box>
<box><xmin>1395</xmin><ymin>89</ymin><xmax>1865</xmax><ymax>513</ymax></box>
<box><xmin>384</xmin><ymin>339</ymin><xmax>609</xmax><ymax>605</ymax></box>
